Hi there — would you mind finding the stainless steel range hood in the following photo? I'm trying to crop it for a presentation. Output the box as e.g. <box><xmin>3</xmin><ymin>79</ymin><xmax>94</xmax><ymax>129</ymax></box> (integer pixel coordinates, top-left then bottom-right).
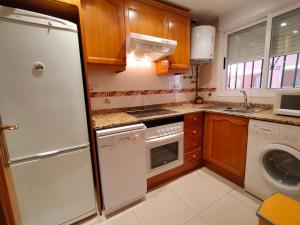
<box><xmin>126</xmin><ymin>33</ymin><xmax>177</xmax><ymax>61</ymax></box>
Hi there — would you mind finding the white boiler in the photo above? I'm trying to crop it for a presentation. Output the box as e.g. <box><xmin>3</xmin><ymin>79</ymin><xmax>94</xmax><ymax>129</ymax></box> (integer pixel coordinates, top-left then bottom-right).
<box><xmin>191</xmin><ymin>25</ymin><xmax>216</xmax><ymax>62</ymax></box>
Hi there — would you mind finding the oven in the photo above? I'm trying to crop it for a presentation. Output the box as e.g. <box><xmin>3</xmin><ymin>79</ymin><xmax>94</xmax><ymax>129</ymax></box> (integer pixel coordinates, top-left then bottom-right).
<box><xmin>144</xmin><ymin>116</ymin><xmax>184</xmax><ymax>178</ymax></box>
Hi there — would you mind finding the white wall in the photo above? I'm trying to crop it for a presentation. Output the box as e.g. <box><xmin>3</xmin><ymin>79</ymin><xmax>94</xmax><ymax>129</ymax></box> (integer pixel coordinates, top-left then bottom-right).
<box><xmin>218</xmin><ymin>0</ymin><xmax>299</xmax><ymax>32</ymax></box>
<box><xmin>88</xmin><ymin>62</ymin><xmax>196</xmax><ymax>110</ymax></box>
<box><xmin>199</xmin><ymin>0</ymin><xmax>299</xmax><ymax>104</ymax></box>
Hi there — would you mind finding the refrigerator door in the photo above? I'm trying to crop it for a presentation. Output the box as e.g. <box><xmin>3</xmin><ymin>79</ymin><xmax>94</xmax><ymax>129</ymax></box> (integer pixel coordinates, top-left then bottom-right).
<box><xmin>0</xmin><ymin>8</ymin><xmax>89</xmax><ymax>162</ymax></box>
<box><xmin>11</xmin><ymin>148</ymin><xmax>96</xmax><ymax>225</ymax></box>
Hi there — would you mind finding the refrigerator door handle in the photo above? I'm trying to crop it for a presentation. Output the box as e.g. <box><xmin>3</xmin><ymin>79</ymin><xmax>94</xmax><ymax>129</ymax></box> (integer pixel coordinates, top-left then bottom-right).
<box><xmin>10</xmin><ymin>143</ymin><xmax>90</xmax><ymax>165</ymax></box>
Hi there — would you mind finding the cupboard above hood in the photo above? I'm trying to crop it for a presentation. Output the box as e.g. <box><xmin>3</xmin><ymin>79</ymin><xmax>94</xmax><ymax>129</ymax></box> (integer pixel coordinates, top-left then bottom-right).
<box><xmin>126</xmin><ymin>33</ymin><xmax>177</xmax><ymax>61</ymax></box>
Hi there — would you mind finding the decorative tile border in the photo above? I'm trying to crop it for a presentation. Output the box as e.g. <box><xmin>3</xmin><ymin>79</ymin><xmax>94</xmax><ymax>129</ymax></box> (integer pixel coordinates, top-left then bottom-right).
<box><xmin>90</xmin><ymin>88</ymin><xmax>216</xmax><ymax>98</ymax></box>
<box><xmin>199</xmin><ymin>88</ymin><xmax>217</xmax><ymax>92</ymax></box>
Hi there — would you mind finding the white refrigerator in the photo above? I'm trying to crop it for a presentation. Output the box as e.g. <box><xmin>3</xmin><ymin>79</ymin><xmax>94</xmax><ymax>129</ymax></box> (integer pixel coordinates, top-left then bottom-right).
<box><xmin>0</xmin><ymin>6</ymin><xmax>96</xmax><ymax>225</ymax></box>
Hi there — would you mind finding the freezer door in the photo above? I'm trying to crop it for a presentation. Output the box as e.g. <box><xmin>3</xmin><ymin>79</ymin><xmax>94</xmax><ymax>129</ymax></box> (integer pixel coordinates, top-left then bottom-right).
<box><xmin>11</xmin><ymin>148</ymin><xmax>96</xmax><ymax>225</ymax></box>
<box><xmin>0</xmin><ymin>15</ymin><xmax>89</xmax><ymax>161</ymax></box>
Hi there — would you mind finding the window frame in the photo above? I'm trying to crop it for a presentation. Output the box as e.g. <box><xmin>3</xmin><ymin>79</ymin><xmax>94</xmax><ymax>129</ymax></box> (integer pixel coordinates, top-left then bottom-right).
<box><xmin>220</xmin><ymin>3</ymin><xmax>300</xmax><ymax>97</ymax></box>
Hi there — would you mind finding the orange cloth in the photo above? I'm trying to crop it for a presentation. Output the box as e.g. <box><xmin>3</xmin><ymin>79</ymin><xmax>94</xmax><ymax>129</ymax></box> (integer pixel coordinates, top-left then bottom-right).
<box><xmin>257</xmin><ymin>193</ymin><xmax>300</xmax><ymax>225</ymax></box>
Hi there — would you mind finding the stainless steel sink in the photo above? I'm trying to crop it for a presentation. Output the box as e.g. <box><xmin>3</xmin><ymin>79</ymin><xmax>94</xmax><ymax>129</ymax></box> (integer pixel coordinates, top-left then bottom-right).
<box><xmin>224</xmin><ymin>107</ymin><xmax>263</xmax><ymax>114</ymax></box>
<box><xmin>190</xmin><ymin>104</ymin><xmax>264</xmax><ymax>114</ymax></box>
<box><xmin>190</xmin><ymin>104</ymin><xmax>213</xmax><ymax>109</ymax></box>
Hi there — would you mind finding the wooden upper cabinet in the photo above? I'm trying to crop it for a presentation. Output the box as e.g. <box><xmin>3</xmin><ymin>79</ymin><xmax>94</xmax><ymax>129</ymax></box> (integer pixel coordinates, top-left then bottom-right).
<box><xmin>125</xmin><ymin>0</ymin><xmax>166</xmax><ymax>38</ymax></box>
<box><xmin>204</xmin><ymin>113</ymin><xmax>249</xmax><ymax>186</ymax></box>
<box><xmin>165</xmin><ymin>13</ymin><xmax>190</xmax><ymax>70</ymax></box>
<box><xmin>81</xmin><ymin>0</ymin><xmax>126</xmax><ymax>66</ymax></box>
<box><xmin>125</xmin><ymin>0</ymin><xmax>190</xmax><ymax>75</ymax></box>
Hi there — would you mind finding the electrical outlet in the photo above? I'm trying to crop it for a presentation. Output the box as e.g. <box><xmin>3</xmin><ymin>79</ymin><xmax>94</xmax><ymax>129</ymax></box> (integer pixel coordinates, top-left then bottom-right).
<box><xmin>89</xmin><ymin>85</ymin><xmax>97</xmax><ymax>92</ymax></box>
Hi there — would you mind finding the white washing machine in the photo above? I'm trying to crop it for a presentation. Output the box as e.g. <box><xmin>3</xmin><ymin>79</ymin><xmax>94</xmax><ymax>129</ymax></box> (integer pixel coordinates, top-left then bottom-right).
<box><xmin>245</xmin><ymin>119</ymin><xmax>300</xmax><ymax>201</ymax></box>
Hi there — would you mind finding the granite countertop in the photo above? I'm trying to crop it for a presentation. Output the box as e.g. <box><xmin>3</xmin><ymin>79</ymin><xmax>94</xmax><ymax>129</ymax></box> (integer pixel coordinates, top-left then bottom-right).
<box><xmin>93</xmin><ymin>104</ymin><xmax>300</xmax><ymax>129</ymax></box>
<box><xmin>250</xmin><ymin>110</ymin><xmax>300</xmax><ymax>126</ymax></box>
<box><xmin>93</xmin><ymin>112</ymin><xmax>139</xmax><ymax>129</ymax></box>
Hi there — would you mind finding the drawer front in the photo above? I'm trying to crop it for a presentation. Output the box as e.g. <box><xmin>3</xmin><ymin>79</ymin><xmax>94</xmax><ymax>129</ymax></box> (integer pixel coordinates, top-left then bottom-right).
<box><xmin>184</xmin><ymin>126</ymin><xmax>202</xmax><ymax>140</ymax></box>
<box><xmin>184</xmin><ymin>138</ymin><xmax>202</xmax><ymax>153</ymax></box>
<box><xmin>184</xmin><ymin>149</ymin><xmax>202</xmax><ymax>162</ymax></box>
<box><xmin>184</xmin><ymin>112</ymin><xmax>203</xmax><ymax>127</ymax></box>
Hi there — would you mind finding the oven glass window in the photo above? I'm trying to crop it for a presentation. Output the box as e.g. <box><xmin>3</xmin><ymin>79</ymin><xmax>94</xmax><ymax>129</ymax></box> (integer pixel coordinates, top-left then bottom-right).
<box><xmin>150</xmin><ymin>142</ymin><xmax>179</xmax><ymax>169</ymax></box>
<box><xmin>262</xmin><ymin>150</ymin><xmax>300</xmax><ymax>186</ymax></box>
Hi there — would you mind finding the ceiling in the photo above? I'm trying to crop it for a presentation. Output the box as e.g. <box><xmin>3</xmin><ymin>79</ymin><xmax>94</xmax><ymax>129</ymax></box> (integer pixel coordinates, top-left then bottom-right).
<box><xmin>161</xmin><ymin>0</ymin><xmax>249</xmax><ymax>24</ymax></box>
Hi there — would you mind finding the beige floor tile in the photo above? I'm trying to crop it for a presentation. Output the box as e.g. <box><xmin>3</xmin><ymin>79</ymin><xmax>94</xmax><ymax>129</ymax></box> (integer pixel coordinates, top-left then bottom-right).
<box><xmin>145</xmin><ymin>184</ymin><xmax>170</xmax><ymax>200</ymax></box>
<box><xmin>133</xmin><ymin>189</ymin><xmax>195</xmax><ymax>225</ymax></box>
<box><xmin>81</xmin><ymin>210</ymin><xmax>139</xmax><ymax>225</ymax></box>
<box><xmin>196</xmin><ymin>168</ymin><xmax>237</xmax><ymax>192</ymax></box>
<box><xmin>83</xmin><ymin>167</ymin><xmax>260</xmax><ymax>225</ymax></box>
<box><xmin>100</xmin><ymin>210</ymin><xmax>140</xmax><ymax>225</ymax></box>
<box><xmin>170</xmin><ymin>172</ymin><xmax>226</xmax><ymax>213</ymax></box>
<box><xmin>200</xmin><ymin>194</ymin><xmax>258</xmax><ymax>225</ymax></box>
<box><xmin>230</xmin><ymin>187</ymin><xmax>262</xmax><ymax>210</ymax></box>
<box><xmin>184</xmin><ymin>216</ymin><xmax>207</xmax><ymax>225</ymax></box>
<box><xmin>81</xmin><ymin>216</ymin><xmax>105</xmax><ymax>225</ymax></box>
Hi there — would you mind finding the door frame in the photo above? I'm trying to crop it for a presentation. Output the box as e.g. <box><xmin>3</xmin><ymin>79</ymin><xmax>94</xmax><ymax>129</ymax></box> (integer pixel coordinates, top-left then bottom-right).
<box><xmin>0</xmin><ymin>130</ymin><xmax>21</xmax><ymax>225</ymax></box>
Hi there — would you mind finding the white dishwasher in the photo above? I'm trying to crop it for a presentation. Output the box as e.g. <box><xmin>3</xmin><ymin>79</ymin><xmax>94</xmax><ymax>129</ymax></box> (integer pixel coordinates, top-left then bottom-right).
<box><xmin>96</xmin><ymin>123</ymin><xmax>147</xmax><ymax>215</ymax></box>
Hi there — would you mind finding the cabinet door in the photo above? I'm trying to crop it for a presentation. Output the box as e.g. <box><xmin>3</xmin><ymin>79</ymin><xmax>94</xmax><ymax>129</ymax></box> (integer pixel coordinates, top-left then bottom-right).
<box><xmin>56</xmin><ymin>0</ymin><xmax>78</xmax><ymax>5</ymax></box>
<box><xmin>81</xmin><ymin>0</ymin><xmax>126</xmax><ymax>65</ymax></box>
<box><xmin>204</xmin><ymin>114</ymin><xmax>248</xmax><ymax>185</ymax></box>
<box><xmin>166</xmin><ymin>13</ymin><xmax>190</xmax><ymax>69</ymax></box>
<box><xmin>125</xmin><ymin>0</ymin><xmax>166</xmax><ymax>38</ymax></box>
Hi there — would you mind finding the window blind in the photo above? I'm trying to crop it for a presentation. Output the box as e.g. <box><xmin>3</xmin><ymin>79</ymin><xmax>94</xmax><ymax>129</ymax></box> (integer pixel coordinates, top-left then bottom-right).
<box><xmin>270</xmin><ymin>7</ymin><xmax>300</xmax><ymax>57</ymax></box>
<box><xmin>227</xmin><ymin>22</ymin><xmax>267</xmax><ymax>64</ymax></box>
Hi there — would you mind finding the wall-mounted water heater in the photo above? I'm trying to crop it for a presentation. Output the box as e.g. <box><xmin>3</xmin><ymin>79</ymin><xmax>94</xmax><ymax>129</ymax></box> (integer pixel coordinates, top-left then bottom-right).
<box><xmin>191</xmin><ymin>25</ymin><xmax>216</xmax><ymax>63</ymax></box>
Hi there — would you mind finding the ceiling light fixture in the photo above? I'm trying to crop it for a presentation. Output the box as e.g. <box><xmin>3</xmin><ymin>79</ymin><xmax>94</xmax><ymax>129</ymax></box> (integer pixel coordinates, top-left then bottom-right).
<box><xmin>280</xmin><ymin>22</ymin><xmax>287</xmax><ymax>27</ymax></box>
<box><xmin>293</xmin><ymin>30</ymin><xmax>299</xmax><ymax>34</ymax></box>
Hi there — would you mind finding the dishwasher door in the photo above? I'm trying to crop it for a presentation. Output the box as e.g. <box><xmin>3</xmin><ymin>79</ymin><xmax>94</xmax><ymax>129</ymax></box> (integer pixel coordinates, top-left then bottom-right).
<box><xmin>97</xmin><ymin>125</ymin><xmax>146</xmax><ymax>215</ymax></box>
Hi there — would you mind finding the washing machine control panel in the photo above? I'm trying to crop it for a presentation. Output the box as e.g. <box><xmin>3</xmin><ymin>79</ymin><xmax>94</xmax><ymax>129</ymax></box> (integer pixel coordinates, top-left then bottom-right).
<box><xmin>251</xmin><ymin>124</ymin><xmax>280</xmax><ymax>139</ymax></box>
<box><xmin>250</xmin><ymin>120</ymin><xmax>300</xmax><ymax>147</ymax></box>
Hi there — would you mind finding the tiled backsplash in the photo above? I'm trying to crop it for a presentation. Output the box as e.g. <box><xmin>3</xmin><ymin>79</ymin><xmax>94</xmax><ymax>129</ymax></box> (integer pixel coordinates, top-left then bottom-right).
<box><xmin>90</xmin><ymin>88</ymin><xmax>196</xmax><ymax>98</ymax></box>
<box><xmin>88</xmin><ymin>63</ymin><xmax>202</xmax><ymax>110</ymax></box>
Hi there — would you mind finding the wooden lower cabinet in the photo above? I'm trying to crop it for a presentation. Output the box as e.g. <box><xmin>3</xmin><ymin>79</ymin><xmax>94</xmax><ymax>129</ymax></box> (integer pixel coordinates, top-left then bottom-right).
<box><xmin>147</xmin><ymin>112</ymin><xmax>203</xmax><ymax>189</ymax></box>
<box><xmin>184</xmin><ymin>112</ymin><xmax>203</xmax><ymax>162</ymax></box>
<box><xmin>56</xmin><ymin>0</ymin><xmax>78</xmax><ymax>5</ymax></box>
<box><xmin>203</xmin><ymin>113</ymin><xmax>249</xmax><ymax>187</ymax></box>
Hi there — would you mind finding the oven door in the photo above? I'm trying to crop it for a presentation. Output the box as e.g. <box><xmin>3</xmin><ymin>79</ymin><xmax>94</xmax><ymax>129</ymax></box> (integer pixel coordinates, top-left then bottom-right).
<box><xmin>146</xmin><ymin>132</ymin><xmax>183</xmax><ymax>178</ymax></box>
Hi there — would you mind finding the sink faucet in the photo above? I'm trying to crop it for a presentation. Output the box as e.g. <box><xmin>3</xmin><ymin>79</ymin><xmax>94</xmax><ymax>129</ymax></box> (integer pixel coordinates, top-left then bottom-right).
<box><xmin>240</xmin><ymin>90</ymin><xmax>251</xmax><ymax>109</ymax></box>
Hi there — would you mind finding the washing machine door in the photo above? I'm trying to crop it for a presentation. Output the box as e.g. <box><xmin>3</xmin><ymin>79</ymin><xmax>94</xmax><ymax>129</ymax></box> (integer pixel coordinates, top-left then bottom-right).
<box><xmin>259</xmin><ymin>144</ymin><xmax>300</xmax><ymax>192</ymax></box>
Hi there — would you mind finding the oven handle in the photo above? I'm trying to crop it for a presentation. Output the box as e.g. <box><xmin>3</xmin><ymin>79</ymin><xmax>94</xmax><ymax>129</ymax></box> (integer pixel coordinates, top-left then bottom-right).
<box><xmin>146</xmin><ymin>132</ymin><xmax>183</xmax><ymax>144</ymax></box>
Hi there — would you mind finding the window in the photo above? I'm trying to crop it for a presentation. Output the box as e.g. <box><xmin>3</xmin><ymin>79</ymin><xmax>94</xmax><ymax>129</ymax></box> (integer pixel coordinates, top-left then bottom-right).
<box><xmin>226</xmin><ymin>22</ymin><xmax>266</xmax><ymax>90</ymax></box>
<box><xmin>225</xmin><ymin>6</ymin><xmax>300</xmax><ymax>91</ymax></box>
<box><xmin>268</xmin><ymin>7</ymin><xmax>300</xmax><ymax>88</ymax></box>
